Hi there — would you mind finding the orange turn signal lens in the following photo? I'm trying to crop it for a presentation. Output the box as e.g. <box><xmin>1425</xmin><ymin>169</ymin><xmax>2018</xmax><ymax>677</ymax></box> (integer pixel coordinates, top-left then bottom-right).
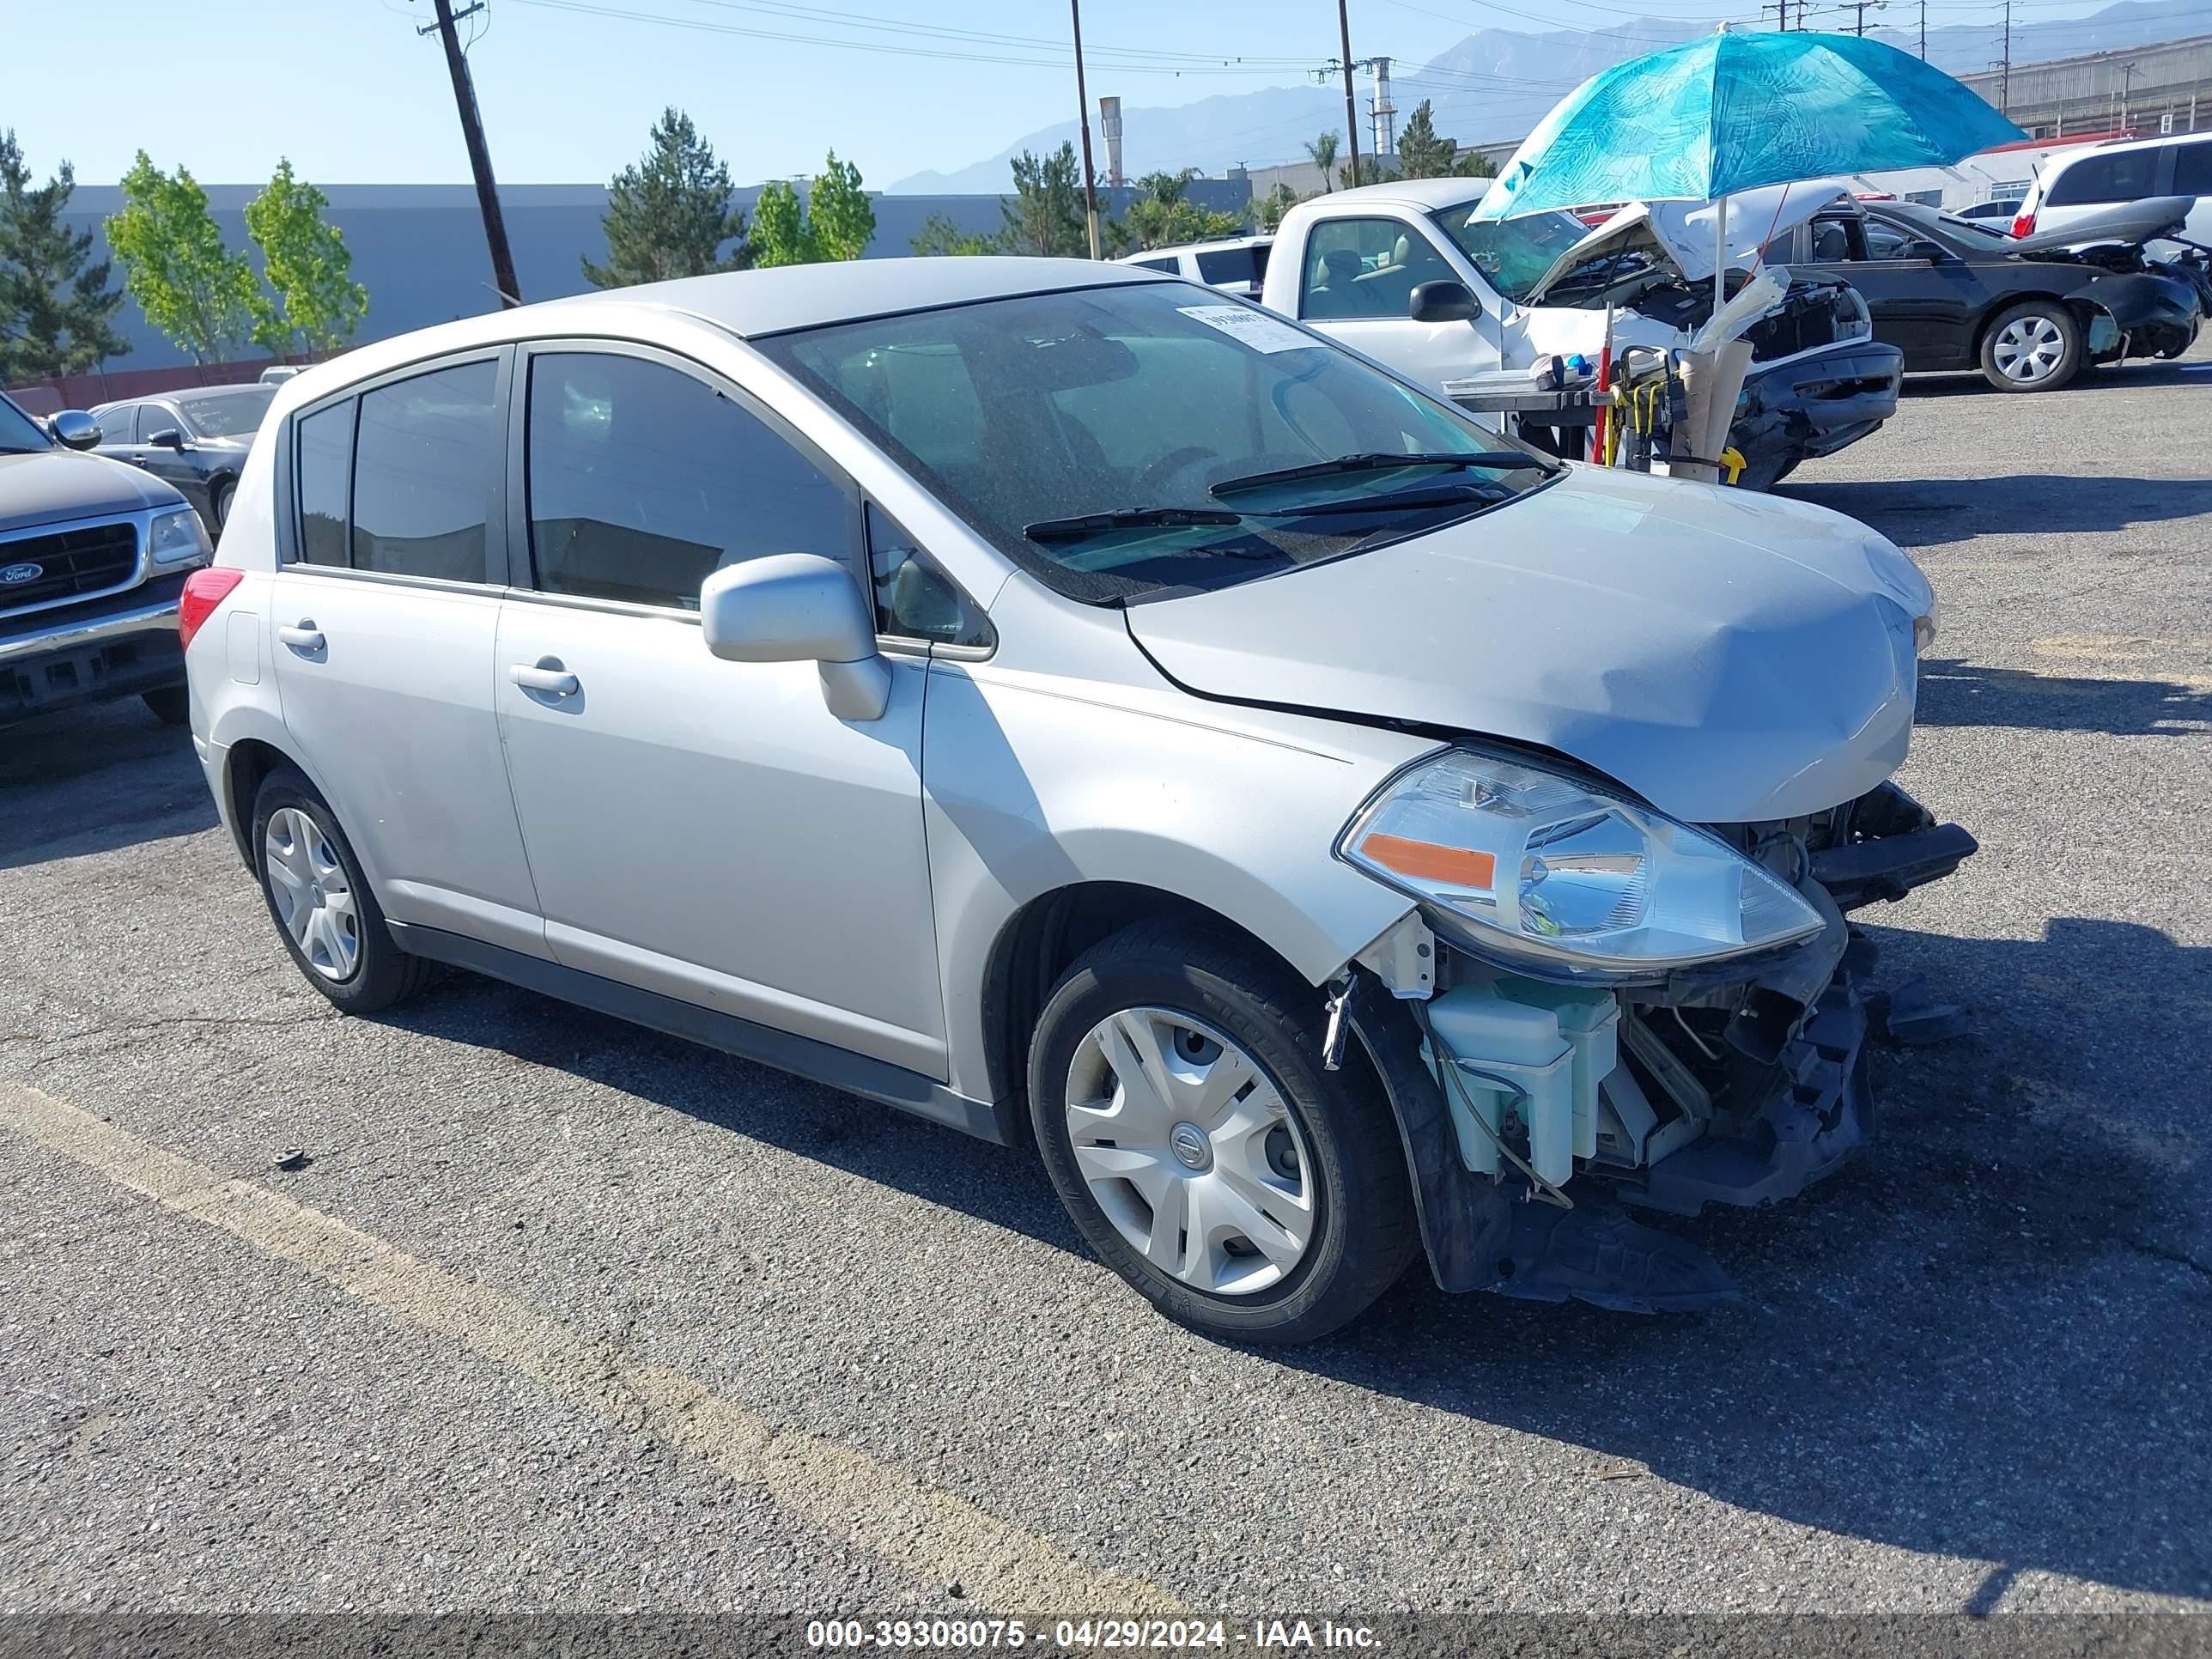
<box><xmin>1358</xmin><ymin>832</ymin><xmax>1497</xmax><ymax>890</ymax></box>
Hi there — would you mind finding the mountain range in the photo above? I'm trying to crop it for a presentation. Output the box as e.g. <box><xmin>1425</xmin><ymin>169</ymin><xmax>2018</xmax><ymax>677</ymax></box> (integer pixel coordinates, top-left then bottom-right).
<box><xmin>887</xmin><ymin>0</ymin><xmax>2210</xmax><ymax>193</ymax></box>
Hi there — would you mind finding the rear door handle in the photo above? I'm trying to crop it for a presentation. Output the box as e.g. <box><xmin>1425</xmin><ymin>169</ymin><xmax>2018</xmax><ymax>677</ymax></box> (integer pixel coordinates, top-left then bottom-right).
<box><xmin>509</xmin><ymin>663</ymin><xmax>580</xmax><ymax>698</ymax></box>
<box><xmin>276</xmin><ymin>621</ymin><xmax>325</xmax><ymax>651</ymax></box>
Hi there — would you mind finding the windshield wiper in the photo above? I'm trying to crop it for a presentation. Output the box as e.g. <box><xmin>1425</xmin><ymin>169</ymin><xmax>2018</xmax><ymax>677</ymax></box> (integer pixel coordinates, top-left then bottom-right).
<box><xmin>1210</xmin><ymin>451</ymin><xmax>1542</xmax><ymax>497</ymax></box>
<box><xmin>1261</xmin><ymin>482</ymin><xmax>1510</xmax><ymax>519</ymax></box>
<box><xmin>1024</xmin><ymin>506</ymin><xmax>1242</xmax><ymax>544</ymax></box>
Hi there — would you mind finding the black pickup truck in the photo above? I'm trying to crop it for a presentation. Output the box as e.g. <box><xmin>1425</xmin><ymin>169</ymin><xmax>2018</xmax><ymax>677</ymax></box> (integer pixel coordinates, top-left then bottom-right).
<box><xmin>1</xmin><ymin>392</ymin><xmax>212</xmax><ymax>727</ymax></box>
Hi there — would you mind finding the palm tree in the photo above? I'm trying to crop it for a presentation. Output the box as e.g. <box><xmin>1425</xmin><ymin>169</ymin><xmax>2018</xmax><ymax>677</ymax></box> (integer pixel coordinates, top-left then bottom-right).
<box><xmin>1304</xmin><ymin>131</ymin><xmax>1340</xmax><ymax>194</ymax></box>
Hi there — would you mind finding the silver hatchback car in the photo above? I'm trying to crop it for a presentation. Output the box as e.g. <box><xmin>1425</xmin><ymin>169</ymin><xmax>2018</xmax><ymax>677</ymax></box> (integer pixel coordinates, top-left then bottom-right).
<box><xmin>184</xmin><ymin>258</ymin><xmax>1971</xmax><ymax>1342</ymax></box>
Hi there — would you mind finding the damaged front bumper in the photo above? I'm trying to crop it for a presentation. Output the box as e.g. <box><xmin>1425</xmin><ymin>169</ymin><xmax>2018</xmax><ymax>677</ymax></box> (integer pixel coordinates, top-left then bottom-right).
<box><xmin>1730</xmin><ymin>341</ymin><xmax>1905</xmax><ymax>489</ymax></box>
<box><xmin>1350</xmin><ymin>781</ymin><xmax>1975</xmax><ymax>1311</ymax></box>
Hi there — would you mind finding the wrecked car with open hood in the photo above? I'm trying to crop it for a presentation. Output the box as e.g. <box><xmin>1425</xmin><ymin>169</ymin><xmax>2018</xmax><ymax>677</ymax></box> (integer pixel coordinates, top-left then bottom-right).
<box><xmin>185</xmin><ymin>258</ymin><xmax>1972</xmax><ymax>1344</ymax></box>
<box><xmin>1258</xmin><ymin>176</ymin><xmax>1903</xmax><ymax>490</ymax></box>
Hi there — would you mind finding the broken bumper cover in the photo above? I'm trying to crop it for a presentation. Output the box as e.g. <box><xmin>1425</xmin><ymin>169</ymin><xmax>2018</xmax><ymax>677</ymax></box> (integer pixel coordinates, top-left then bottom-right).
<box><xmin>1732</xmin><ymin>341</ymin><xmax>1905</xmax><ymax>480</ymax></box>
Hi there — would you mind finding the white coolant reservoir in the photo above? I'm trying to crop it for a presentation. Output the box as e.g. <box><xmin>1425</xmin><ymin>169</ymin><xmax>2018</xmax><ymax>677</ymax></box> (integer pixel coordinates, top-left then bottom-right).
<box><xmin>1492</xmin><ymin>979</ymin><xmax>1621</xmax><ymax>1164</ymax></box>
<box><xmin>1422</xmin><ymin>983</ymin><xmax>1576</xmax><ymax>1187</ymax></box>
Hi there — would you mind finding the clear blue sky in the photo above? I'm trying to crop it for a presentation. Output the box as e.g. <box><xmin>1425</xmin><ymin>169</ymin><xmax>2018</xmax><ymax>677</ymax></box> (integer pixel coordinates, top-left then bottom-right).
<box><xmin>3</xmin><ymin>0</ymin><xmax>2136</xmax><ymax>192</ymax></box>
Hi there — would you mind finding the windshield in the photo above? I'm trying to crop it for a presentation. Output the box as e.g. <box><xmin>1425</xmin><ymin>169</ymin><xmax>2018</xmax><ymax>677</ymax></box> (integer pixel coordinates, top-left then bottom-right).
<box><xmin>760</xmin><ymin>281</ymin><xmax>1553</xmax><ymax>603</ymax></box>
<box><xmin>0</xmin><ymin>394</ymin><xmax>53</xmax><ymax>453</ymax></box>
<box><xmin>179</xmin><ymin>386</ymin><xmax>276</xmax><ymax>439</ymax></box>
<box><xmin>1429</xmin><ymin>204</ymin><xmax>1603</xmax><ymax>305</ymax></box>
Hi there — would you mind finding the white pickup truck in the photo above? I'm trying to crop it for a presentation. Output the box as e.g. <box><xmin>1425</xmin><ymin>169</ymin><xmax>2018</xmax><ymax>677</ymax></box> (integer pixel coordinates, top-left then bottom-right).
<box><xmin>1255</xmin><ymin>176</ymin><xmax>1905</xmax><ymax>488</ymax></box>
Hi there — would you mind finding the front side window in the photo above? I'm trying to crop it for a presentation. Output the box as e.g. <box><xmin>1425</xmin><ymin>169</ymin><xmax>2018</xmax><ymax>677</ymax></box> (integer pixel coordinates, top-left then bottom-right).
<box><xmin>2046</xmin><ymin>149</ymin><xmax>2160</xmax><ymax>206</ymax></box>
<box><xmin>0</xmin><ymin>394</ymin><xmax>52</xmax><ymax>453</ymax></box>
<box><xmin>525</xmin><ymin>351</ymin><xmax>851</xmax><ymax>610</ymax></box>
<box><xmin>1863</xmin><ymin>219</ymin><xmax>1918</xmax><ymax>261</ymax></box>
<box><xmin>351</xmin><ymin>360</ymin><xmax>499</xmax><ymax>581</ymax></box>
<box><xmin>762</xmin><ymin>280</ymin><xmax>1553</xmax><ymax>605</ymax></box>
<box><xmin>866</xmin><ymin>503</ymin><xmax>992</xmax><ymax>648</ymax></box>
<box><xmin>95</xmin><ymin>404</ymin><xmax>137</xmax><ymax>444</ymax></box>
<box><xmin>1298</xmin><ymin>217</ymin><xmax>1455</xmax><ymax>320</ymax></box>
<box><xmin>295</xmin><ymin>399</ymin><xmax>354</xmax><ymax>568</ymax></box>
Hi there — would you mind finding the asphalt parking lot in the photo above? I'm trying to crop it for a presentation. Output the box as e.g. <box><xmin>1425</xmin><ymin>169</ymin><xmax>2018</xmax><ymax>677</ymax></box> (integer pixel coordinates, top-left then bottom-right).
<box><xmin>3</xmin><ymin>346</ymin><xmax>2209</xmax><ymax>1638</ymax></box>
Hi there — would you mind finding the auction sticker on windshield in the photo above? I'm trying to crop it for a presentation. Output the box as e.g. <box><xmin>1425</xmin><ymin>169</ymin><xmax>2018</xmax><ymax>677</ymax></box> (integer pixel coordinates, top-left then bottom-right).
<box><xmin>1177</xmin><ymin>305</ymin><xmax>1321</xmax><ymax>354</ymax></box>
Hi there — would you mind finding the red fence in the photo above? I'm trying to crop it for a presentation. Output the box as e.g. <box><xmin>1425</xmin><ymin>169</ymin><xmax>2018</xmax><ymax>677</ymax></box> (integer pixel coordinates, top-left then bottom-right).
<box><xmin>5</xmin><ymin>353</ymin><xmax>335</xmax><ymax>416</ymax></box>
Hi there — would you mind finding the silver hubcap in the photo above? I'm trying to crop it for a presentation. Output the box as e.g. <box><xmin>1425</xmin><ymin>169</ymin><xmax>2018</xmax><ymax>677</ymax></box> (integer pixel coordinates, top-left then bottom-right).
<box><xmin>1064</xmin><ymin>1008</ymin><xmax>1316</xmax><ymax>1297</ymax></box>
<box><xmin>263</xmin><ymin>806</ymin><xmax>360</xmax><ymax>982</ymax></box>
<box><xmin>1993</xmin><ymin>314</ymin><xmax>2066</xmax><ymax>383</ymax></box>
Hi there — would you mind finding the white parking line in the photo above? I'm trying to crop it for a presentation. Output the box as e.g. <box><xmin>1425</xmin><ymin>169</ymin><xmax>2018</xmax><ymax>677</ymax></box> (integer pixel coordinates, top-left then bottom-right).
<box><xmin>0</xmin><ymin>1079</ymin><xmax>1182</xmax><ymax>1616</ymax></box>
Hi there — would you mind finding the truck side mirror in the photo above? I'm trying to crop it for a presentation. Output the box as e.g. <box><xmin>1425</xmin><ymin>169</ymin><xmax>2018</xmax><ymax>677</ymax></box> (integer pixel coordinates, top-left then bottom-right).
<box><xmin>1410</xmin><ymin>281</ymin><xmax>1483</xmax><ymax>324</ymax></box>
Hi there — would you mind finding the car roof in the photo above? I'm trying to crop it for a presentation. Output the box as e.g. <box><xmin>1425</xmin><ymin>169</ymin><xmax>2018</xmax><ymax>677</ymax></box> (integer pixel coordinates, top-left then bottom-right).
<box><xmin>1117</xmin><ymin>235</ymin><xmax>1272</xmax><ymax>261</ymax></box>
<box><xmin>1293</xmin><ymin>176</ymin><xmax>1493</xmax><ymax>213</ymax></box>
<box><xmin>2051</xmin><ymin>131</ymin><xmax>2207</xmax><ymax>166</ymax></box>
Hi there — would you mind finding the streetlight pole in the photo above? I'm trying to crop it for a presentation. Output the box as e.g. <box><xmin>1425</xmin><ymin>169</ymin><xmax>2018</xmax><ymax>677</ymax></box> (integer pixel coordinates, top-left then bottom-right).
<box><xmin>1070</xmin><ymin>0</ymin><xmax>1101</xmax><ymax>258</ymax></box>
<box><xmin>1337</xmin><ymin>0</ymin><xmax>1363</xmax><ymax>189</ymax></box>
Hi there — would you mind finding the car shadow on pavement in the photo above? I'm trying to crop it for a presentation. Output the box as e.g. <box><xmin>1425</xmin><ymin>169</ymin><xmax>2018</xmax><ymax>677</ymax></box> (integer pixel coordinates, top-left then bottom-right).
<box><xmin>1899</xmin><ymin>360</ymin><xmax>2212</xmax><ymax>398</ymax></box>
<box><xmin>1915</xmin><ymin>656</ymin><xmax>2212</xmax><ymax>736</ymax></box>
<box><xmin>386</xmin><ymin>912</ymin><xmax>2212</xmax><ymax>1602</ymax></box>
<box><xmin>0</xmin><ymin>702</ymin><xmax>216</xmax><ymax>871</ymax></box>
<box><xmin>1783</xmin><ymin>474</ymin><xmax>2212</xmax><ymax>548</ymax></box>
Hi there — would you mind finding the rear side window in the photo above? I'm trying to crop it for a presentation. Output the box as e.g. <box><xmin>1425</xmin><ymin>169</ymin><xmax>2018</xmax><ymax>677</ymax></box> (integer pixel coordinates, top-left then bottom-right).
<box><xmin>2045</xmin><ymin>149</ymin><xmax>2160</xmax><ymax>206</ymax></box>
<box><xmin>524</xmin><ymin>351</ymin><xmax>852</xmax><ymax>610</ymax></box>
<box><xmin>2175</xmin><ymin>140</ymin><xmax>2212</xmax><ymax>196</ymax></box>
<box><xmin>1194</xmin><ymin>247</ymin><xmax>1260</xmax><ymax>286</ymax></box>
<box><xmin>350</xmin><ymin>360</ymin><xmax>500</xmax><ymax>581</ymax></box>
<box><xmin>1130</xmin><ymin>257</ymin><xmax>1177</xmax><ymax>273</ymax></box>
<box><xmin>295</xmin><ymin>400</ymin><xmax>354</xmax><ymax>568</ymax></box>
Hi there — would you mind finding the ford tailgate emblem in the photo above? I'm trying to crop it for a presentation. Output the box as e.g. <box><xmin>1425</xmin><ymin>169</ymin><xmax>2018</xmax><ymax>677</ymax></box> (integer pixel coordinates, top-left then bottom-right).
<box><xmin>0</xmin><ymin>561</ymin><xmax>45</xmax><ymax>586</ymax></box>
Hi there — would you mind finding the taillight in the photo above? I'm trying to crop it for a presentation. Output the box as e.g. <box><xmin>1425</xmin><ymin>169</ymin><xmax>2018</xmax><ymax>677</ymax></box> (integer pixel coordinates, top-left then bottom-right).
<box><xmin>179</xmin><ymin>567</ymin><xmax>245</xmax><ymax>653</ymax></box>
<box><xmin>2011</xmin><ymin>210</ymin><xmax>2035</xmax><ymax>238</ymax></box>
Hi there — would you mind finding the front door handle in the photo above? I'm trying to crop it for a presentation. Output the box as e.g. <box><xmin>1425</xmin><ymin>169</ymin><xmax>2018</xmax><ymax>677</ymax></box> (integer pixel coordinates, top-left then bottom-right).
<box><xmin>509</xmin><ymin>662</ymin><xmax>580</xmax><ymax>698</ymax></box>
<box><xmin>276</xmin><ymin>620</ymin><xmax>325</xmax><ymax>651</ymax></box>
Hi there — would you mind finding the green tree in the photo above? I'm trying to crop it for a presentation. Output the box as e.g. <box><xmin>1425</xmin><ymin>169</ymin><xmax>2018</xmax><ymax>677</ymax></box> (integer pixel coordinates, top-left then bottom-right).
<box><xmin>1254</xmin><ymin>182</ymin><xmax>1303</xmax><ymax>233</ymax></box>
<box><xmin>752</xmin><ymin>151</ymin><xmax>878</xmax><ymax>268</ymax></box>
<box><xmin>909</xmin><ymin>212</ymin><xmax>996</xmax><ymax>257</ymax></box>
<box><xmin>1339</xmin><ymin>155</ymin><xmax>1389</xmax><ymax>190</ymax></box>
<box><xmin>998</xmin><ymin>143</ymin><xmax>1089</xmax><ymax>258</ymax></box>
<box><xmin>1304</xmin><ymin>131</ymin><xmax>1340</xmax><ymax>193</ymax></box>
<box><xmin>243</xmin><ymin>159</ymin><xmax>366</xmax><ymax>357</ymax></box>
<box><xmin>808</xmin><ymin>151</ymin><xmax>875</xmax><ymax>263</ymax></box>
<box><xmin>1393</xmin><ymin>100</ymin><xmax>1456</xmax><ymax>179</ymax></box>
<box><xmin>0</xmin><ymin>131</ymin><xmax>129</xmax><ymax>379</ymax></box>
<box><xmin>1121</xmin><ymin>168</ymin><xmax>1247</xmax><ymax>252</ymax></box>
<box><xmin>750</xmin><ymin>179</ymin><xmax>813</xmax><ymax>267</ymax></box>
<box><xmin>106</xmin><ymin>154</ymin><xmax>257</xmax><ymax>365</ymax></box>
<box><xmin>583</xmin><ymin>107</ymin><xmax>750</xmax><ymax>289</ymax></box>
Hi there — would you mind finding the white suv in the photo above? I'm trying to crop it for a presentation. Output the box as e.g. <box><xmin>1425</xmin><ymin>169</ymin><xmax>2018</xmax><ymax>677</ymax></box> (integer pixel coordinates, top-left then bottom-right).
<box><xmin>181</xmin><ymin>258</ymin><xmax>1968</xmax><ymax>1341</ymax></box>
<box><xmin>2014</xmin><ymin>132</ymin><xmax>2212</xmax><ymax>248</ymax></box>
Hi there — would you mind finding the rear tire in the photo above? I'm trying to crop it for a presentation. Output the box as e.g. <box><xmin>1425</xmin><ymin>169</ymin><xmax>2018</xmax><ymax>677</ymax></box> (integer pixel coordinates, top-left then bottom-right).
<box><xmin>250</xmin><ymin>766</ymin><xmax>432</xmax><ymax>1014</ymax></box>
<box><xmin>141</xmin><ymin>685</ymin><xmax>189</xmax><ymax>726</ymax></box>
<box><xmin>1028</xmin><ymin>921</ymin><xmax>1418</xmax><ymax>1344</ymax></box>
<box><xmin>1981</xmin><ymin>301</ymin><xmax>2081</xmax><ymax>392</ymax></box>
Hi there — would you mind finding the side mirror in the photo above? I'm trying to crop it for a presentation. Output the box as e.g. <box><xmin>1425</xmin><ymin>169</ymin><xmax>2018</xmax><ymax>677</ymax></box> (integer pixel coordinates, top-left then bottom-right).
<box><xmin>148</xmin><ymin>426</ymin><xmax>188</xmax><ymax>451</ymax></box>
<box><xmin>699</xmin><ymin>553</ymin><xmax>889</xmax><ymax>721</ymax></box>
<box><xmin>1409</xmin><ymin>280</ymin><xmax>1483</xmax><ymax>324</ymax></box>
<box><xmin>49</xmin><ymin>410</ymin><xmax>100</xmax><ymax>450</ymax></box>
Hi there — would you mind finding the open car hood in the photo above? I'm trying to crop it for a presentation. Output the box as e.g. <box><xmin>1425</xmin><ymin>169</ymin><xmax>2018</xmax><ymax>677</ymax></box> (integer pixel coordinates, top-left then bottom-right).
<box><xmin>1525</xmin><ymin>179</ymin><xmax>1850</xmax><ymax>306</ymax></box>
<box><xmin>2011</xmin><ymin>195</ymin><xmax>2195</xmax><ymax>255</ymax></box>
<box><xmin>1122</xmin><ymin>465</ymin><xmax>1931</xmax><ymax>825</ymax></box>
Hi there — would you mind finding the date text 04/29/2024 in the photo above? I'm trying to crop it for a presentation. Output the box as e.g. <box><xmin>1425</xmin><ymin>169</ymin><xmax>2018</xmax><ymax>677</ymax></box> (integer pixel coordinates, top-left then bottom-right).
<box><xmin>804</xmin><ymin>1619</ymin><xmax>1381</xmax><ymax>1650</ymax></box>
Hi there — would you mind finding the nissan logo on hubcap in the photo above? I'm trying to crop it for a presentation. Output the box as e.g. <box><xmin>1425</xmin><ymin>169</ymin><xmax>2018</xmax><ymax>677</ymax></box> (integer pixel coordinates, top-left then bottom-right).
<box><xmin>0</xmin><ymin>562</ymin><xmax>43</xmax><ymax>586</ymax></box>
<box><xmin>1170</xmin><ymin>1121</ymin><xmax>1211</xmax><ymax>1170</ymax></box>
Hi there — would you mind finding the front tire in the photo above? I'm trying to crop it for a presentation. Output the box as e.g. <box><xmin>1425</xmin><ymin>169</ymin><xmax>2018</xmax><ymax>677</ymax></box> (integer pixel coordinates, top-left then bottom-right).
<box><xmin>250</xmin><ymin>767</ymin><xmax>432</xmax><ymax>1013</ymax></box>
<box><xmin>1028</xmin><ymin>921</ymin><xmax>1418</xmax><ymax>1344</ymax></box>
<box><xmin>208</xmin><ymin>479</ymin><xmax>234</xmax><ymax>534</ymax></box>
<box><xmin>1981</xmin><ymin>301</ymin><xmax>2081</xmax><ymax>392</ymax></box>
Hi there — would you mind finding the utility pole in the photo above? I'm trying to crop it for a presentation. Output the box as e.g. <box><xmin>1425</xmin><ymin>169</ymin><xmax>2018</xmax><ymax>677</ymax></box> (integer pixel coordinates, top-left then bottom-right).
<box><xmin>2118</xmin><ymin>60</ymin><xmax>2141</xmax><ymax>130</ymax></box>
<box><xmin>423</xmin><ymin>0</ymin><xmax>520</xmax><ymax>307</ymax></box>
<box><xmin>1918</xmin><ymin>0</ymin><xmax>1926</xmax><ymax>58</ymax></box>
<box><xmin>1760</xmin><ymin>0</ymin><xmax>1787</xmax><ymax>30</ymax></box>
<box><xmin>2000</xmin><ymin>0</ymin><xmax>2012</xmax><ymax>118</ymax></box>
<box><xmin>1839</xmin><ymin>0</ymin><xmax>1886</xmax><ymax>37</ymax></box>
<box><xmin>1070</xmin><ymin>0</ymin><xmax>1102</xmax><ymax>259</ymax></box>
<box><xmin>1337</xmin><ymin>0</ymin><xmax>1363</xmax><ymax>188</ymax></box>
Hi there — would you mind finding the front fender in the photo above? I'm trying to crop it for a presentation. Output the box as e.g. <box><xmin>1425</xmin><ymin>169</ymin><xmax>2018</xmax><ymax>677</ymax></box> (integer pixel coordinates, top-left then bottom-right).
<box><xmin>921</xmin><ymin>661</ymin><xmax>1431</xmax><ymax>1103</ymax></box>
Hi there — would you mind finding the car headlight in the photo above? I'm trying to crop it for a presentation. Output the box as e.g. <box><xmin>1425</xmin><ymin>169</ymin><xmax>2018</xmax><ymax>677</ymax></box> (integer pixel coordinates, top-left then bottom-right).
<box><xmin>1337</xmin><ymin>748</ymin><xmax>1826</xmax><ymax>981</ymax></box>
<box><xmin>149</xmin><ymin>506</ymin><xmax>212</xmax><ymax>566</ymax></box>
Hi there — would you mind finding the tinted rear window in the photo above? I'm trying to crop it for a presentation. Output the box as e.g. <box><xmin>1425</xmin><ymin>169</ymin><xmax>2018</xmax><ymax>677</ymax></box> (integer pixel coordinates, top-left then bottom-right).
<box><xmin>350</xmin><ymin>360</ymin><xmax>499</xmax><ymax>582</ymax></box>
<box><xmin>2175</xmin><ymin>140</ymin><xmax>2212</xmax><ymax>197</ymax></box>
<box><xmin>2046</xmin><ymin>149</ymin><xmax>2161</xmax><ymax>206</ymax></box>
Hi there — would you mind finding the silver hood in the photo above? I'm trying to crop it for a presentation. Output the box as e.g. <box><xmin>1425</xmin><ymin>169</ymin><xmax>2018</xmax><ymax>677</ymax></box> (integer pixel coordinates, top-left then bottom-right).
<box><xmin>0</xmin><ymin>447</ymin><xmax>185</xmax><ymax>536</ymax></box>
<box><xmin>1123</xmin><ymin>466</ymin><xmax>1931</xmax><ymax>825</ymax></box>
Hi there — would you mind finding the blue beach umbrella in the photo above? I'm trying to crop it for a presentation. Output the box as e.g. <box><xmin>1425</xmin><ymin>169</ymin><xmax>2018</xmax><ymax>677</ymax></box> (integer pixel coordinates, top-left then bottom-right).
<box><xmin>1474</xmin><ymin>30</ymin><xmax>2025</xmax><ymax>309</ymax></box>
